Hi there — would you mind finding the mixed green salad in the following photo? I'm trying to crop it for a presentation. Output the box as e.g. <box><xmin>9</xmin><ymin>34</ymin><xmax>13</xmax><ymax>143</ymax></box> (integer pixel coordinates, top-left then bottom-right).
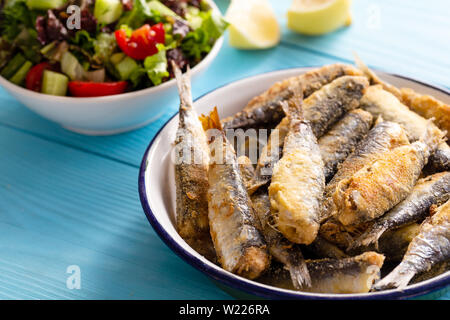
<box><xmin>0</xmin><ymin>0</ymin><xmax>227</xmax><ymax>97</ymax></box>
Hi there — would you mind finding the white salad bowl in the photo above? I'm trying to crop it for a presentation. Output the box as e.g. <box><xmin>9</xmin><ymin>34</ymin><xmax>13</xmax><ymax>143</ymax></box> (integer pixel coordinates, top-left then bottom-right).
<box><xmin>0</xmin><ymin>2</ymin><xmax>223</xmax><ymax>135</ymax></box>
<box><xmin>139</xmin><ymin>67</ymin><xmax>450</xmax><ymax>300</ymax></box>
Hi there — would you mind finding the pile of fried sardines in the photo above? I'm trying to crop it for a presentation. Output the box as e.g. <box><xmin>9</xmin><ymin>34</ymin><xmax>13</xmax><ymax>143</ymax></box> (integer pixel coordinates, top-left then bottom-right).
<box><xmin>172</xmin><ymin>58</ymin><xmax>450</xmax><ymax>294</ymax></box>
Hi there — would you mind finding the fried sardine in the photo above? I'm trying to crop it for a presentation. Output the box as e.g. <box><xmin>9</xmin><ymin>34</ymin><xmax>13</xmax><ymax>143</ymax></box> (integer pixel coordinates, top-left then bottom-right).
<box><xmin>173</xmin><ymin>66</ymin><xmax>214</xmax><ymax>259</ymax></box>
<box><xmin>251</xmin><ymin>76</ymin><xmax>369</xmax><ymax>193</ymax></box>
<box><xmin>349</xmin><ymin>171</ymin><xmax>450</xmax><ymax>251</ymax></box>
<box><xmin>360</xmin><ymin>85</ymin><xmax>449</xmax><ymax>172</ymax></box>
<box><xmin>222</xmin><ymin>64</ymin><xmax>364</xmax><ymax>130</ymax></box>
<box><xmin>318</xmin><ymin>109</ymin><xmax>373</xmax><ymax>181</ymax></box>
<box><xmin>269</xmin><ymin>94</ymin><xmax>325</xmax><ymax>245</ymax></box>
<box><xmin>201</xmin><ymin>108</ymin><xmax>270</xmax><ymax>279</ymax></box>
<box><xmin>333</xmin><ymin>123</ymin><xmax>443</xmax><ymax>226</ymax></box>
<box><xmin>374</xmin><ymin>199</ymin><xmax>450</xmax><ymax>290</ymax></box>
<box><xmin>251</xmin><ymin>189</ymin><xmax>311</xmax><ymax>288</ymax></box>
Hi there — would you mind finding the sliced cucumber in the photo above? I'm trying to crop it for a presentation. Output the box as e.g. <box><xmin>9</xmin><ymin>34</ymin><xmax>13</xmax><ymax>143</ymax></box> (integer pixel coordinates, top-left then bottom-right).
<box><xmin>110</xmin><ymin>52</ymin><xmax>126</xmax><ymax>65</ymax></box>
<box><xmin>9</xmin><ymin>61</ymin><xmax>33</xmax><ymax>85</ymax></box>
<box><xmin>61</xmin><ymin>51</ymin><xmax>84</xmax><ymax>81</ymax></box>
<box><xmin>26</xmin><ymin>0</ymin><xmax>67</xmax><ymax>10</ymax></box>
<box><xmin>116</xmin><ymin>56</ymin><xmax>138</xmax><ymax>80</ymax></box>
<box><xmin>147</xmin><ymin>0</ymin><xmax>178</xmax><ymax>18</ymax></box>
<box><xmin>1</xmin><ymin>53</ymin><xmax>26</xmax><ymax>79</ymax></box>
<box><xmin>94</xmin><ymin>0</ymin><xmax>123</xmax><ymax>24</ymax></box>
<box><xmin>40</xmin><ymin>41</ymin><xmax>57</xmax><ymax>55</ymax></box>
<box><xmin>42</xmin><ymin>70</ymin><xmax>68</xmax><ymax>96</ymax></box>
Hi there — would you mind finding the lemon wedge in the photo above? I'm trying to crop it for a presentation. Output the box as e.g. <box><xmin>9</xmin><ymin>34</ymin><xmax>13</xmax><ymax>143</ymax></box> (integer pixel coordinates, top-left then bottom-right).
<box><xmin>225</xmin><ymin>0</ymin><xmax>280</xmax><ymax>49</ymax></box>
<box><xmin>287</xmin><ymin>0</ymin><xmax>352</xmax><ymax>35</ymax></box>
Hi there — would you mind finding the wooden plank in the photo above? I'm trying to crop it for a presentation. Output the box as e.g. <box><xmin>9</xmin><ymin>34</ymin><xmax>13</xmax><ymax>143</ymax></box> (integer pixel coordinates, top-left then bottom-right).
<box><xmin>0</xmin><ymin>126</ymin><xmax>231</xmax><ymax>299</ymax></box>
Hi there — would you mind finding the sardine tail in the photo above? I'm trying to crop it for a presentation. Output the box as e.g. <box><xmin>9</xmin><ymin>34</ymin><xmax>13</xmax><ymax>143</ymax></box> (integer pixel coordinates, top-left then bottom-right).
<box><xmin>372</xmin><ymin>264</ymin><xmax>416</xmax><ymax>291</ymax></box>
<box><xmin>347</xmin><ymin>225</ymin><xmax>387</xmax><ymax>253</ymax></box>
<box><xmin>173</xmin><ymin>62</ymin><xmax>193</xmax><ymax>109</ymax></box>
<box><xmin>288</xmin><ymin>260</ymin><xmax>311</xmax><ymax>289</ymax></box>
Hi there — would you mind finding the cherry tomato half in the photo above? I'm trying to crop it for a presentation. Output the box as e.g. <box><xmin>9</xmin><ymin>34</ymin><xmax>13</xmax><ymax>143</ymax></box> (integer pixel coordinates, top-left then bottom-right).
<box><xmin>25</xmin><ymin>62</ymin><xmax>52</xmax><ymax>92</ymax></box>
<box><xmin>114</xmin><ymin>23</ymin><xmax>165</xmax><ymax>60</ymax></box>
<box><xmin>68</xmin><ymin>81</ymin><xmax>128</xmax><ymax>97</ymax></box>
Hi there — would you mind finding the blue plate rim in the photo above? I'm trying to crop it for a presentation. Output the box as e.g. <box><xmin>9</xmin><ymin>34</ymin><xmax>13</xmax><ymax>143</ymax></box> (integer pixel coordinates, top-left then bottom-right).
<box><xmin>138</xmin><ymin>67</ymin><xmax>450</xmax><ymax>300</ymax></box>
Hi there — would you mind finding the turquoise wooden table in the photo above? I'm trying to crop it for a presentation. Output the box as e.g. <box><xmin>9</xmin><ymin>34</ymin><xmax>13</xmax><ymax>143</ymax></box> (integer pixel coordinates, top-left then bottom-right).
<box><xmin>0</xmin><ymin>0</ymin><xmax>449</xmax><ymax>299</ymax></box>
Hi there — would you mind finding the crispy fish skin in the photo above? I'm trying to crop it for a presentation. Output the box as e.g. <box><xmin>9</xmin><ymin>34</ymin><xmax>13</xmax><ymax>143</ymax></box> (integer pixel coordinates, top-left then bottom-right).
<box><xmin>333</xmin><ymin>137</ymin><xmax>437</xmax><ymax>226</ymax></box>
<box><xmin>427</xmin><ymin>142</ymin><xmax>450</xmax><ymax>172</ymax></box>
<box><xmin>250</xmin><ymin>117</ymin><xmax>290</xmax><ymax>194</ymax></box>
<box><xmin>302</xmin><ymin>252</ymin><xmax>385</xmax><ymax>294</ymax></box>
<box><xmin>319</xmin><ymin>217</ymin><xmax>371</xmax><ymax>250</ymax></box>
<box><xmin>201</xmin><ymin>108</ymin><xmax>269</xmax><ymax>279</ymax></box>
<box><xmin>355</xmin><ymin>55</ymin><xmax>450</xmax><ymax>140</ymax></box>
<box><xmin>378</xmin><ymin>223</ymin><xmax>421</xmax><ymax>263</ymax></box>
<box><xmin>237</xmin><ymin>156</ymin><xmax>256</xmax><ymax>191</ymax></box>
<box><xmin>373</xmin><ymin>200</ymin><xmax>450</xmax><ymax>290</ymax></box>
<box><xmin>173</xmin><ymin>66</ymin><xmax>214</xmax><ymax>259</ymax></box>
<box><xmin>400</xmin><ymin>88</ymin><xmax>450</xmax><ymax>140</ymax></box>
<box><xmin>319</xmin><ymin>120</ymin><xmax>410</xmax><ymax>224</ymax></box>
<box><xmin>251</xmin><ymin>77</ymin><xmax>369</xmax><ymax>194</ymax></box>
<box><xmin>318</xmin><ymin>109</ymin><xmax>373</xmax><ymax>181</ymax></box>
<box><xmin>360</xmin><ymin>85</ymin><xmax>449</xmax><ymax>172</ymax></box>
<box><xmin>251</xmin><ymin>189</ymin><xmax>311</xmax><ymax>288</ymax></box>
<box><xmin>222</xmin><ymin>64</ymin><xmax>364</xmax><ymax>130</ymax></box>
<box><xmin>302</xmin><ymin>76</ymin><xmax>369</xmax><ymax>138</ymax></box>
<box><xmin>349</xmin><ymin>171</ymin><xmax>450</xmax><ymax>251</ymax></box>
<box><xmin>269</xmin><ymin>97</ymin><xmax>325</xmax><ymax>245</ymax></box>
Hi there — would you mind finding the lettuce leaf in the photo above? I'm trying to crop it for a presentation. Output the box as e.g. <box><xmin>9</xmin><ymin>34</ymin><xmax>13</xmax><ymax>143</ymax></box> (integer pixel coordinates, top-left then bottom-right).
<box><xmin>0</xmin><ymin>0</ymin><xmax>38</xmax><ymax>41</ymax></box>
<box><xmin>181</xmin><ymin>9</ymin><xmax>227</xmax><ymax>60</ymax></box>
<box><xmin>93</xmin><ymin>32</ymin><xmax>117</xmax><ymax>64</ymax></box>
<box><xmin>116</xmin><ymin>0</ymin><xmax>149</xmax><ymax>29</ymax></box>
<box><xmin>143</xmin><ymin>43</ymin><xmax>169</xmax><ymax>86</ymax></box>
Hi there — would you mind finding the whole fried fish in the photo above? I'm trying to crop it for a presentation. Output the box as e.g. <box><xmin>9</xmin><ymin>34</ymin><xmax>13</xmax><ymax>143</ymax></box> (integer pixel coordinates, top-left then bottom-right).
<box><xmin>251</xmin><ymin>189</ymin><xmax>311</xmax><ymax>288</ymax></box>
<box><xmin>260</xmin><ymin>252</ymin><xmax>384</xmax><ymax>294</ymax></box>
<box><xmin>173</xmin><ymin>66</ymin><xmax>214</xmax><ymax>259</ymax></box>
<box><xmin>303</xmin><ymin>252</ymin><xmax>385</xmax><ymax>294</ymax></box>
<box><xmin>319</xmin><ymin>120</ymin><xmax>410</xmax><ymax>224</ymax></box>
<box><xmin>318</xmin><ymin>109</ymin><xmax>373</xmax><ymax>181</ymax></box>
<box><xmin>301</xmin><ymin>75</ymin><xmax>369</xmax><ymax>138</ymax></box>
<box><xmin>400</xmin><ymin>88</ymin><xmax>450</xmax><ymax>140</ymax></box>
<box><xmin>373</xmin><ymin>199</ymin><xmax>450</xmax><ymax>290</ymax></box>
<box><xmin>222</xmin><ymin>64</ymin><xmax>364</xmax><ymax>130</ymax></box>
<box><xmin>349</xmin><ymin>171</ymin><xmax>450</xmax><ymax>251</ymax></box>
<box><xmin>333</xmin><ymin>123</ymin><xmax>443</xmax><ymax>226</ymax></box>
<box><xmin>200</xmin><ymin>108</ymin><xmax>270</xmax><ymax>279</ymax></box>
<box><xmin>251</xmin><ymin>76</ymin><xmax>369</xmax><ymax>194</ymax></box>
<box><xmin>360</xmin><ymin>85</ymin><xmax>449</xmax><ymax>172</ymax></box>
<box><xmin>269</xmin><ymin>94</ymin><xmax>325</xmax><ymax>245</ymax></box>
<box><xmin>355</xmin><ymin>55</ymin><xmax>450</xmax><ymax>141</ymax></box>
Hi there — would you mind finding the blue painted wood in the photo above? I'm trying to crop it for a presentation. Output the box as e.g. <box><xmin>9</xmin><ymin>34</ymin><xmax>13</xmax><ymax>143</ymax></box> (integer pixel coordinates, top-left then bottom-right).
<box><xmin>0</xmin><ymin>0</ymin><xmax>448</xmax><ymax>300</ymax></box>
<box><xmin>0</xmin><ymin>126</ymin><xmax>231</xmax><ymax>299</ymax></box>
